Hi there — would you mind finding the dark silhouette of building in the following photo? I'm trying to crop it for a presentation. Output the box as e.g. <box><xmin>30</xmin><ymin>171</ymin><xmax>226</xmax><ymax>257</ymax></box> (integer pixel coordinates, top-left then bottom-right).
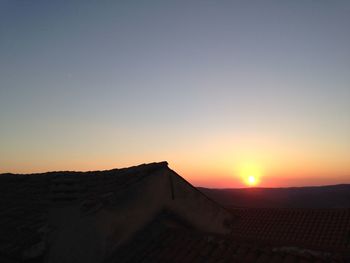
<box><xmin>0</xmin><ymin>162</ymin><xmax>349</xmax><ymax>262</ymax></box>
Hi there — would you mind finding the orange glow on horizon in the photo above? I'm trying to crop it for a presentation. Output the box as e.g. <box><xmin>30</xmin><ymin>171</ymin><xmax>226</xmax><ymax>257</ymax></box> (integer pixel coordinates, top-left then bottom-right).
<box><xmin>238</xmin><ymin>162</ymin><xmax>262</xmax><ymax>187</ymax></box>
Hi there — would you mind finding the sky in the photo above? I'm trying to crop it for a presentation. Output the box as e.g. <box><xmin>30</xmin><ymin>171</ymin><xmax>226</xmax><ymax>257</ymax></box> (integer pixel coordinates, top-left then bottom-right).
<box><xmin>1</xmin><ymin>0</ymin><xmax>350</xmax><ymax>188</ymax></box>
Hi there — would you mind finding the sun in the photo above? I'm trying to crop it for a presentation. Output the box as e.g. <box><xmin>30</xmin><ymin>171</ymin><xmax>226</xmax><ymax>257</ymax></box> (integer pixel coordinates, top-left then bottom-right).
<box><xmin>239</xmin><ymin>163</ymin><xmax>262</xmax><ymax>187</ymax></box>
<box><xmin>246</xmin><ymin>175</ymin><xmax>258</xmax><ymax>186</ymax></box>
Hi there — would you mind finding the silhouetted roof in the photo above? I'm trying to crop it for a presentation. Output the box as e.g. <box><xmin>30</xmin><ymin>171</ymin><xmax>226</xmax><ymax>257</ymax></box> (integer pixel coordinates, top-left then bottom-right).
<box><xmin>108</xmin><ymin>214</ymin><xmax>345</xmax><ymax>263</ymax></box>
<box><xmin>230</xmin><ymin>208</ymin><xmax>350</xmax><ymax>253</ymax></box>
<box><xmin>0</xmin><ymin>162</ymin><xmax>169</xmax><ymax>262</ymax></box>
<box><xmin>1</xmin><ymin>162</ymin><xmax>349</xmax><ymax>262</ymax></box>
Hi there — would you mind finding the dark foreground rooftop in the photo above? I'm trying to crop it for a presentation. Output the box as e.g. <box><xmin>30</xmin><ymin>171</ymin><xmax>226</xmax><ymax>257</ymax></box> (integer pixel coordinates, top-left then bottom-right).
<box><xmin>108</xmin><ymin>212</ymin><xmax>347</xmax><ymax>263</ymax></box>
<box><xmin>230</xmin><ymin>208</ymin><xmax>350</xmax><ymax>254</ymax></box>
<box><xmin>0</xmin><ymin>162</ymin><xmax>349</xmax><ymax>263</ymax></box>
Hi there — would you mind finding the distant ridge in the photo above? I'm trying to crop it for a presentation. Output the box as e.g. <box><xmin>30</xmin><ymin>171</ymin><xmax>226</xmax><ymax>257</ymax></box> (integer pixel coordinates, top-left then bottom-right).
<box><xmin>198</xmin><ymin>184</ymin><xmax>350</xmax><ymax>208</ymax></box>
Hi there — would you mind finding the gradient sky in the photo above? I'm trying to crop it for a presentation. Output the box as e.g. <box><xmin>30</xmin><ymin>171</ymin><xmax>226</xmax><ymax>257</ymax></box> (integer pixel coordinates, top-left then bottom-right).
<box><xmin>1</xmin><ymin>0</ymin><xmax>350</xmax><ymax>187</ymax></box>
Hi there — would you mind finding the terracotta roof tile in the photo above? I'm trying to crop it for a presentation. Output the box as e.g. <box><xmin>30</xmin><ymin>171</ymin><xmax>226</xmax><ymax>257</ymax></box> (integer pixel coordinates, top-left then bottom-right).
<box><xmin>107</xmin><ymin>217</ymin><xmax>344</xmax><ymax>263</ymax></box>
<box><xmin>230</xmin><ymin>208</ymin><xmax>350</xmax><ymax>253</ymax></box>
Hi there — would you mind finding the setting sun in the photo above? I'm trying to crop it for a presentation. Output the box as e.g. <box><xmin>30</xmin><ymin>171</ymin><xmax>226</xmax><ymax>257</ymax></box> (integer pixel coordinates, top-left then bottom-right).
<box><xmin>246</xmin><ymin>175</ymin><xmax>258</xmax><ymax>186</ymax></box>
<box><xmin>239</xmin><ymin>163</ymin><xmax>262</xmax><ymax>187</ymax></box>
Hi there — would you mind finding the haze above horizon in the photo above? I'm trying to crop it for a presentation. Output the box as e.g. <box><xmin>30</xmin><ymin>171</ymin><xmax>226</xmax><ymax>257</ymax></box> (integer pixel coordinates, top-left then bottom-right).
<box><xmin>1</xmin><ymin>1</ymin><xmax>349</xmax><ymax>188</ymax></box>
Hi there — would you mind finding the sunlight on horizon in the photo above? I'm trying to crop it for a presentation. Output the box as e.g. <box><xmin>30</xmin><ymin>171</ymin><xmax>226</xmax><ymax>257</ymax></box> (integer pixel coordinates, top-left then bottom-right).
<box><xmin>246</xmin><ymin>175</ymin><xmax>259</xmax><ymax>187</ymax></box>
<box><xmin>239</xmin><ymin>162</ymin><xmax>262</xmax><ymax>187</ymax></box>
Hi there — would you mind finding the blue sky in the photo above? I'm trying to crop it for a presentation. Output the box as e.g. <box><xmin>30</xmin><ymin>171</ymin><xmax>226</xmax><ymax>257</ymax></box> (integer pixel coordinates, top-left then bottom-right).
<box><xmin>1</xmin><ymin>1</ymin><xmax>349</xmax><ymax>187</ymax></box>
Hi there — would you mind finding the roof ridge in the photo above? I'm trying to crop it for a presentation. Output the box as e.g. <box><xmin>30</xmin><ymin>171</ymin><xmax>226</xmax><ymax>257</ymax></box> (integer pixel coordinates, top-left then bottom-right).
<box><xmin>0</xmin><ymin>161</ymin><xmax>169</xmax><ymax>176</ymax></box>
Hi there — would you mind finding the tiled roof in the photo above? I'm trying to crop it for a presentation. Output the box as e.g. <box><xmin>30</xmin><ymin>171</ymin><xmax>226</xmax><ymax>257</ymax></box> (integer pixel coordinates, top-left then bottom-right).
<box><xmin>108</xmin><ymin>214</ymin><xmax>346</xmax><ymax>263</ymax></box>
<box><xmin>230</xmin><ymin>208</ymin><xmax>350</xmax><ymax>253</ymax></box>
<box><xmin>1</xmin><ymin>163</ymin><xmax>349</xmax><ymax>262</ymax></box>
<box><xmin>0</xmin><ymin>162</ymin><xmax>169</xmax><ymax>262</ymax></box>
<box><xmin>48</xmin><ymin>161</ymin><xmax>169</xmax><ymax>202</ymax></box>
<box><xmin>1</xmin><ymin>161</ymin><xmax>169</xmax><ymax>202</ymax></box>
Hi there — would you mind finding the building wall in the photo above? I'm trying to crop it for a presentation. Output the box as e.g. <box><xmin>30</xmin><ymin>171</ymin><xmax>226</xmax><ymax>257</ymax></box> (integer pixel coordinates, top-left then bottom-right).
<box><xmin>47</xmin><ymin>167</ymin><xmax>234</xmax><ymax>263</ymax></box>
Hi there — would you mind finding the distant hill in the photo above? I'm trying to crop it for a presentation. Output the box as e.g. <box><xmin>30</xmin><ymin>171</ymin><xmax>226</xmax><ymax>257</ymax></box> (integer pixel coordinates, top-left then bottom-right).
<box><xmin>198</xmin><ymin>184</ymin><xmax>350</xmax><ymax>208</ymax></box>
